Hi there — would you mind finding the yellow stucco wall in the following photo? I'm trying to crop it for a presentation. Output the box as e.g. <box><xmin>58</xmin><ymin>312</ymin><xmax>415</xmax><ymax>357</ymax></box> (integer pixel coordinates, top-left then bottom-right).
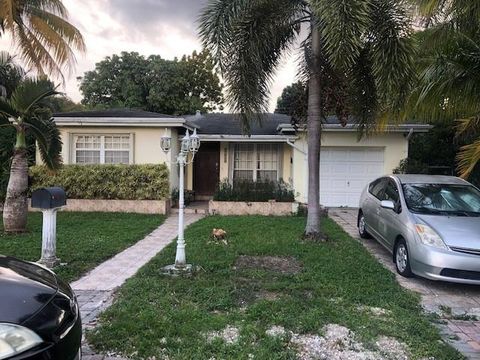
<box><xmin>291</xmin><ymin>131</ymin><xmax>409</xmax><ymax>202</ymax></box>
<box><xmin>39</xmin><ymin>127</ymin><xmax>408</xmax><ymax>202</ymax></box>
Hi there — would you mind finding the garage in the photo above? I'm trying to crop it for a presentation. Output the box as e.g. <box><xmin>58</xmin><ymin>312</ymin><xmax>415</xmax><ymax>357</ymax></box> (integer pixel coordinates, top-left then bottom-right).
<box><xmin>320</xmin><ymin>147</ymin><xmax>385</xmax><ymax>207</ymax></box>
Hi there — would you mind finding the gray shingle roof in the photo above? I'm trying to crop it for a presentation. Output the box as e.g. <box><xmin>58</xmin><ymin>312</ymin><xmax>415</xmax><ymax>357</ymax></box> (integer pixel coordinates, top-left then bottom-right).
<box><xmin>53</xmin><ymin>108</ymin><xmax>177</xmax><ymax>118</ymax></box>
<box><xmin>186</xmin><ymin>113</ymin><xmax>292</xmax><ymax>135</ymax></box>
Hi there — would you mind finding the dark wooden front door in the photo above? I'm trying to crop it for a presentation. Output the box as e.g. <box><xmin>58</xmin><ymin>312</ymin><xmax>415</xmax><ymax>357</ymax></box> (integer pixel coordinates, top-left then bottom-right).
<box><xmin>193</xmin><ymin>142</ymin><xmax>220</xmax><ymax>196</ymax></box>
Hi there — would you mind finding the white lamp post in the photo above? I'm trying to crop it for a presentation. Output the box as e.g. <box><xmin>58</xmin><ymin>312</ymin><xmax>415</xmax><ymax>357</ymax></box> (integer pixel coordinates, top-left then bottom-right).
<box><xmin>161</xmin><ymin>128</ymin><xmax>200</xmax><ymax>273</ymax></box>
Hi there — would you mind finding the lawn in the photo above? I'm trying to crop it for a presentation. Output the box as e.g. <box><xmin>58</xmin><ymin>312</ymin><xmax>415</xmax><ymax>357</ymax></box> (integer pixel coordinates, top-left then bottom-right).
<box><xmin>88</xmin><ymin>216</ymin><xmax>461</xmax><ymax>360</ymax></box>
<box><xmin>0</xmin><ymin>212</ymin><xmax>164</xmax><ymax>282</ymax></box>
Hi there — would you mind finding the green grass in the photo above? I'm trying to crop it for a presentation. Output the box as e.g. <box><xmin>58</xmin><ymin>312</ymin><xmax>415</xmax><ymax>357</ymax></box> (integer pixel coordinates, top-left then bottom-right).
<box><xmin>0</xmin><ymin>212</ymin><xmax>164</xmax><ymax>282</ymax></box>
<box><xmin>88</xmin><ymin>216</ymin><xmax>461</xmax><ymax>360</ymax></box>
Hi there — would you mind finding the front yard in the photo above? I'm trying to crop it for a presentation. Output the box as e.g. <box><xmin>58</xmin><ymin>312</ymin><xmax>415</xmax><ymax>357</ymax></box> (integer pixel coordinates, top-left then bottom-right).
<box><xmin>88</xmin><ymin>216</ymin><xmax>461</xmax><ymax>359</ymax></box>
<box><xmin>0</xmin><ymin>212</ymin><xmax>164</xmax><ymax>282</ymax></box>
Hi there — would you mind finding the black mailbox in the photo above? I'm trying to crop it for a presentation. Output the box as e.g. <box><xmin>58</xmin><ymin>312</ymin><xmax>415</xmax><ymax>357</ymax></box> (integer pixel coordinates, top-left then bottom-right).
<box><xmin>31</xmin><ymin>187</ymin><xmax>67</xmax><ymax>209</ymax></box>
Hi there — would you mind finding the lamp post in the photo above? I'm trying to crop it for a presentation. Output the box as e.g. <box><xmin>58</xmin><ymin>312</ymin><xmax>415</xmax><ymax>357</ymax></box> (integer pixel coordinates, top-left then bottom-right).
<box><xmin>161</xmin><ymin>128</ymin><xmax>200</xmax><ymax>273</ymax></box>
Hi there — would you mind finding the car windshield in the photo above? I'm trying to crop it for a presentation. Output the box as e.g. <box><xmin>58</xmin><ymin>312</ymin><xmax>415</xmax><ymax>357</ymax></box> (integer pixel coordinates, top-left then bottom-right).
<box><xmin>402</xmin><ymin>183</ymin><xmax>480</xmax><ymax>216</ymax></box>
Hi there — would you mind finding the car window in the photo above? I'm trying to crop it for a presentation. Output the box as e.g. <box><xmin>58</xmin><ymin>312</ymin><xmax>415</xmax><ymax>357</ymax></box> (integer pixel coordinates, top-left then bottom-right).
<box><xmin>369</xmin><ymin>178</ymin><xmax>387</xmax><ymax>200</ymax></box>
<box><xmin>383</xmin><ymin>180</ymin><xmax>399</xmax><ymax>203</ymax></box>
<box><xmin>402</xmin><ymin>183</ymin><xmax>480</xmax><ymax>216</ymax></box>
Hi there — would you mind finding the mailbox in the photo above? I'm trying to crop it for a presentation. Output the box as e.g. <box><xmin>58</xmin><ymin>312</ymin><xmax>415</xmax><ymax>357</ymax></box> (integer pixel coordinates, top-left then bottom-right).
<box><xmin>31</xmin><ymin>187</ymin><xmax>67</xmax><ymax>209</ymax></box>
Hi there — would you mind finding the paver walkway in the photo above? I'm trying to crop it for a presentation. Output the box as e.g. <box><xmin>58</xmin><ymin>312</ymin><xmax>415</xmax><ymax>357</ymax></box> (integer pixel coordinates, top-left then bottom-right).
<box><xmin>72</xmin><ymin>213</ymin><xmax>204</xmax><ymax>360</ymax></box>
<box><xmin>330</xmin><ymin>208</ymin><xmax>480</xmax><ymax>360</ymax></box>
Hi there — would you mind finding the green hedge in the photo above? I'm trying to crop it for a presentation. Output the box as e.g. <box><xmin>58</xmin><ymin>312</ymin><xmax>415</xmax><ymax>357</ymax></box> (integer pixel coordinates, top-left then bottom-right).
<box><xmin>30</xmin><ymin>164</ymin><xmax>169</xmax><ymax>200</ymax></box>
<box><xmin>213</xmin><ymin>179</ymin><xmax>295</xmax><ymax>202</ymax></box>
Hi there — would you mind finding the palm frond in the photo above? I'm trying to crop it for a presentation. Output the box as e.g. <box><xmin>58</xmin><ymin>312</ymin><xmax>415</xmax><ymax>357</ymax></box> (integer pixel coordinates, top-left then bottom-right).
<box><xmin>457</xmin><ymin>138</ymin><xmax>480</xmax><ymax>179</ymax></box>
<box><xmin>1</xmin><ymin>0</ymin><xmax>85</xmax><ymax>78</ymax></box>
<box><xmin>0</xmin><ymin>51</ymin><xmax>26</xmax><ymax>98</ymax></box>
<box><xmin>200</xmin><ymin>0</ymin><xmax>305</xmax><ymax>133</ymax></box>
<box><xmin>456</xmin><ymin>117</ymin><xmax>480</xmax><ymax>137</ymax></box>
<box><xmin>0</xmin><ymin>97</ymin><xmax>19</xmax><ymax>119</ymax></box>
<box><xmin>10</xmin><ymin>78</ymin><xmax>59</xmax><ymax>114</ymax></box>
<box><xmin>311</xmin><ymin>0</ymin><xmax>372</xmax><ymax>70</ymax></box>
<box><xmin>368</xmin><ymin>0</ymin><xmax>417</xmax><ymax>114</ymax></box>
<box><xmin>23</xmin><ymin>114</ymin><xmax>62</xmax><ymax>170</ymax></box>
<box><xmin>411</xmin><ymin>31</ymin><xmax>480</xmax><ymax>122</ymax></box>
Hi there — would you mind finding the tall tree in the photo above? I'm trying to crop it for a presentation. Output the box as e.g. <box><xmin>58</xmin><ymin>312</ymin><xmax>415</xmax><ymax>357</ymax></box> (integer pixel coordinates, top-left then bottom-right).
<box><xmin>79</xmin><ymin>50</ymin><xmax>224</xmax><ymax>115</ymax></box>
<box><xmin>0</xmin><ymin>0</ymin><xmax>85</xmax><ymax>78</ymax></box>
<box><xmin>275</xmin><ymin>81</ymin><xmax>308</xmax><ymax>124</ymax></box>
<box><xmin>1</xmin><ymin>77</ymin><xmax>61</xmax><ymax>232</ymax></box>
<box><xmin>199</xmin><ymin>0</ymin><xmax>416</xmax><ymax>239</ymax></box>
<box><xmin>408</xmin><ymin>1</ymin><xmax>480</xmax><ymax>178</ymax></box>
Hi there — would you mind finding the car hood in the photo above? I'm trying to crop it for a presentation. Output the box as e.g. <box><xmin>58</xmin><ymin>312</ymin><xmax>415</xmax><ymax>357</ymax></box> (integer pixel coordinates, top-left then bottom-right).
<box><xmin>0</xmin><ymin>255</ymin><xmax>58</xmax><ymax>324</ymax></box>
<box><xmin>415</xmin><ymin>214</ymin><xmax>480</xmax><ymax>249</ymax></box>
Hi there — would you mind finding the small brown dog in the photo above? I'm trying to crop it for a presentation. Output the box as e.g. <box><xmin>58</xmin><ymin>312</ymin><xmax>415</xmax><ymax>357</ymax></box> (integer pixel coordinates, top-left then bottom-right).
<box><xmin>212</xmin><ymin>228</ymin><xmax>227</xmax><ymax>244</ymax></box>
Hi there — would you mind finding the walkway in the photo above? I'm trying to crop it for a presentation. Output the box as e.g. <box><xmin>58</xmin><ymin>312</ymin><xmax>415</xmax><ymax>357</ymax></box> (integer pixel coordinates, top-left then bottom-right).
<box><xmin>72</xmin><ymin>213</ymin><xmax>204</xmax><ymax>360</ymax></box>
<box><xmin>330</xmin><ymin>208</ymin><xmax>480</xmax><ymax>360</ymax></box>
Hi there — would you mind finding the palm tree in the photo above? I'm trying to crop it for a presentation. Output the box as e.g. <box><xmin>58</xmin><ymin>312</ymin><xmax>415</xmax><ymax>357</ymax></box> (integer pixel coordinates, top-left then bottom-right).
<box><xmin>0</xmin><ymin>51</ymin><xmax>25</xmax><ymax>97</ymax></box>
<box><xmin>0</xmin><ymin>0</ymin><xmax>85</xmax><ymax>78</ymax></box>
<box><xmin>411</xmin><ymin>1</ymin><xmax>480</xmax><ymax>178</ymax></box>
<box><xmin>199</xmin><ymin>0</ymin><xmax>416</xmax><ymax>239</ymax></box>
<box><xmin>0</xmin><ymin>78</ymin><xmax>61</xmax><ymax>232</ymax></box>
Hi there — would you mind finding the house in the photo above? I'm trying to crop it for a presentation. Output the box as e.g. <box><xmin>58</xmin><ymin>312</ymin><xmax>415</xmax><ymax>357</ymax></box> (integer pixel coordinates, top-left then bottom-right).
<box><xmin>42</xmin><ymin>108</ymin><xmax>430</xmax><ymax>207</ymax></box>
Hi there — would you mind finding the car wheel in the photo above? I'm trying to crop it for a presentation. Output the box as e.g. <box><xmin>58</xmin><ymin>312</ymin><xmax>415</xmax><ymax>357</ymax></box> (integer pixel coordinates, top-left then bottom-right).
<box><xmin>358</xmin><ymin>213</ymin><xmax>370</xmax><ymax>239</ymax></box>
<box><xmin>395</xmin><ymin>238</ymin><xmax>413</xmax><ymax>277</ymax></box>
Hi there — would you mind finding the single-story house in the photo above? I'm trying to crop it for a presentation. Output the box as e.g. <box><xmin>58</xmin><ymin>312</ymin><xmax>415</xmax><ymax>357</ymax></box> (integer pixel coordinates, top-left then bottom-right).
<box><xmin>40</xmin><ymin>108</ymin><xmax>430</xmax><ymax>207</ymax></box>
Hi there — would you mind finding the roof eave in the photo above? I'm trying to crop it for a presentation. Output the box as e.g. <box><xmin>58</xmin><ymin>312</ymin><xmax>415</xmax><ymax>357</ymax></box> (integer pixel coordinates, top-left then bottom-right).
<box><xmin>53</xmin><ymin>117</ymin><xmax>197</xmax><ymax>130</ymax></box>
<box><xmin>198</xmin><ymin>134</ymin><xmax>297</xmax><ymax>142</ymax></box>
<box><xmin>277</xmin><ymin>123</ymin><xmax>432</xmax><ymax>134</ymax></box>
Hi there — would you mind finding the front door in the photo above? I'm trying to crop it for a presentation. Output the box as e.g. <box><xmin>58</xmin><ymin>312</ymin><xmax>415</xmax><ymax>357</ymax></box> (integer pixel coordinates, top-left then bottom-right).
<box><xmin>193</xmin><ymin>142</ymin><xmax>220</xmax><ymax>196</ymax></box>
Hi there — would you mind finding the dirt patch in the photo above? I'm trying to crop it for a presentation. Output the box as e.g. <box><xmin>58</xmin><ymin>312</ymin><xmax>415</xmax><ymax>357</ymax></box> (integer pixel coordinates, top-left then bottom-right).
<box><xmin>265</xmin><ymin>323</ymin><xmax>410</xmax><ymax>360</ymax></box>
<box><xmin>235</xmin><ymin>255</ymin><xmax>302</xmax><ymax>274</ymax></box>
<box><xmin>357</xmin><ymin>305</ymin><xmax>391</xmax><ymax>317</ymax></box>
<box><xmin>266</xmin><ymin>325</ymin><xmax>287</xmax><ymax>338</ymax></box>
<box><xmin>206</xmin><ymin>325</ymin><xmax>240</xmax><ymax>345</ymax></box>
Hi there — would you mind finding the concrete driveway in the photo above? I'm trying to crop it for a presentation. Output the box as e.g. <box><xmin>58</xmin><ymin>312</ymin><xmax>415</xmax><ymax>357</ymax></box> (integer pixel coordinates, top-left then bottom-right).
<box><xmin>330</xmin><ymin>208</ymin><xmax>480</xmax><ymax>359</ymax></box>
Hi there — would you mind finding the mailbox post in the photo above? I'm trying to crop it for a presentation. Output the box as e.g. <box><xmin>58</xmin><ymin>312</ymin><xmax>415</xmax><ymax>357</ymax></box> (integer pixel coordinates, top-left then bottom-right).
<box><xmin>31</xmin><ymin>187</ymin><xmax>67</xmax><ymax>268</ymax></box>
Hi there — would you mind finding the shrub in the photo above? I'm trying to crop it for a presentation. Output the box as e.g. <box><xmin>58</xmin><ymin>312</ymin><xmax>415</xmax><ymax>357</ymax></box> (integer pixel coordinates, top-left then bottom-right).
<box><xmin>30</xmin><ymin>164</ymin><xmax>169</xmax><ymax>200</ymax></box>
<box><xmin>213</xmin><ymin>179</ymin><xmax>295</xmax><ymax>202</ymax></box>
<box><xmin>393</xmin><ymin>158</ymin><xmax>430</xmax><ymax>175</ymax></box>
<box><xmin>171</xmin><ymin>188</ymin><xmax>195</xmax><ymax>207</ymax></box>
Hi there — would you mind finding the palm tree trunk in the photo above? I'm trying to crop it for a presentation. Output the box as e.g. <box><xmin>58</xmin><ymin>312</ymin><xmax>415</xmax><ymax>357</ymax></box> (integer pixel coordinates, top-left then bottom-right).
<box><xmin>304</xmin><ymin>24</ymin><xmax>323</xmax><ymax>240</ymax></box>
<box><xmin>3</xmin><ymin>130</ymin><xmax>29</xmax><ymax>233</ymax></box>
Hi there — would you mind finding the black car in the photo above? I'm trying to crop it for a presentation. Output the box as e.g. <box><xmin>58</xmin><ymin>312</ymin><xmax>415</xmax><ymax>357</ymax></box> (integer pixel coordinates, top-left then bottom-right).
<box><xmin>0</xmin><ymin>255</ymin><xmax>81</xmax><ymax>360</ymax></box>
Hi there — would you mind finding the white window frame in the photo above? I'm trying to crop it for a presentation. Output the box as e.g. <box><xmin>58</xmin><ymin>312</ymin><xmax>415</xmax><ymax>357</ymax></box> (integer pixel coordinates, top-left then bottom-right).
<box><xmin>230</xmin><ymin>143</ymin><xmax>282</xmax><ymax>182</ymax></box>
<box><xmin>71</xmin><ymin>134</ymin><xmax>134</xmax><ymax>165</ymax></box>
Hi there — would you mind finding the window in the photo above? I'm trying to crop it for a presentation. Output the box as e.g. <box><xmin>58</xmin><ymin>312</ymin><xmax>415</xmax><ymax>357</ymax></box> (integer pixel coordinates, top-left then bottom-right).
<box><xmin>232</xmin><ymin>143</ymin><xmax>280</xmax><ymax>182</ymax></box>
<box><xmin>383</xmin><ymin>181</ymin><xmax>399</xmax><ymax>203</ymax></box>
<box><xmin>402</xmin><ymin>183</ymin><xmax>480</xmax><ymax>215</ymax></box>
<box><xmin>74</xmin><ymin>135</ymin><xmax>131</xmax><ymax>164</ymax></box>
<box><xmin>369</xmin><ymin>178</ymin><xmax>387</xmax><ymax>200</ymax></box>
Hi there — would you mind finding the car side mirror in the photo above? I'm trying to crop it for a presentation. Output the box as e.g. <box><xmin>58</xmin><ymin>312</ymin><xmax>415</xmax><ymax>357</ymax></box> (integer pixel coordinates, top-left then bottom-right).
<box><xmin>381</xmin><ymin>200</ymin><xmax>395</xmax><ymax>211</ymax></box>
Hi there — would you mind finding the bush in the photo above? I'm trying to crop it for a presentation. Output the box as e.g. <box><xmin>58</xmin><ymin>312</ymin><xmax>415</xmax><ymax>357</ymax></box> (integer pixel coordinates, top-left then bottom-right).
<box><xmin>171</xmin><ymin>188</ymin><xmax>195</xmax><ymax>207</ymax></box>
<box><xmin>30</xmin><ymin>164</ymin><xmax>169</xmax><ymax>200</ymax></box>
<box><xmin>393</xmin><ymin>158</ymin><xmax>430</xmax><ymax>175</ymax></box>
<box><xmin>213</xmin><ymin>179</ymin><xmax>295</xmax><ymax>202</ymax></box>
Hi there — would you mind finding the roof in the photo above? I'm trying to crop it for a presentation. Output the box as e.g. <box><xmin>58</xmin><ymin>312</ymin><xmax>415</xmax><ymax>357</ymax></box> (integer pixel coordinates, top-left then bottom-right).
<box><xmin>393</xmin><ymin>175</ymin><xmax>469</xmax><ymax>185</ymax></box>
<box><xmin>52</xmin><ymin>108</ymin><xmax>195</xmax><ymax>129</ymax></box>
<box><xmin>188</xmin><ymin>113</ymin><xmax>430</xmax><ymax>135</ymax></box>
<box><xmin>52</xmin><ymin>109</ymin><xmax>431</xmax><ymax>135</ymax></box>
<box><xmin>53</xmin><ymin>108</ymin><xmax>177</xmax><ymax>118</ymax></box>
<box><xmin>186</xmin><ymin>113</ymin><xmax>292</xmax><ymax>135</ymax></box>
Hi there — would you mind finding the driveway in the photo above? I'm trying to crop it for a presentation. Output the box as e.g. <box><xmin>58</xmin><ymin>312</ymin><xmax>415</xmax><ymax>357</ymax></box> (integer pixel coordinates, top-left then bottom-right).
<box><xmin>330</xmin><ymin>208</ymin><xmax>480</xmax><ymax>360</ymax></box>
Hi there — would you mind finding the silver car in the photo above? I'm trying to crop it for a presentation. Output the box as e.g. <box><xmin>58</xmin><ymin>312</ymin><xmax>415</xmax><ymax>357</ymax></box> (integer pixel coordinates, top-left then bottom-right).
<box><xmin>358</xmin><ymin>174</ymin><xmax>480</xmax><ymax>285</ymax></box>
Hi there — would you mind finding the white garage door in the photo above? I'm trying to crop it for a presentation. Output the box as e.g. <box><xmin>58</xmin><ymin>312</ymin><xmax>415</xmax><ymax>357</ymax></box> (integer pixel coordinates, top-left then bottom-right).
<box><xmin>320</xmin><ymin>147</ymin><xmax>384</xmax><ymax>207</ymax></box>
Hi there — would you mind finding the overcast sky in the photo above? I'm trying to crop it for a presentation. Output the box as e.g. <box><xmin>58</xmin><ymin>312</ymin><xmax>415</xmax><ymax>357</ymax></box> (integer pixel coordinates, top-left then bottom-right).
<box><xmin>1</xmin><ymin>0</ymin><xmax>298</xmax><ymax>112</ymax></box>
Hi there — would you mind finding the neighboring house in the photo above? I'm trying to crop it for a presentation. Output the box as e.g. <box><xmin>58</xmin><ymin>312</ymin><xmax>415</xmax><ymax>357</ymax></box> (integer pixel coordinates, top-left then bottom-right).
<box><xmin>41</xmin><ymin>108</ymin><xmax>430</xmax><ymax>207</ymax></box>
